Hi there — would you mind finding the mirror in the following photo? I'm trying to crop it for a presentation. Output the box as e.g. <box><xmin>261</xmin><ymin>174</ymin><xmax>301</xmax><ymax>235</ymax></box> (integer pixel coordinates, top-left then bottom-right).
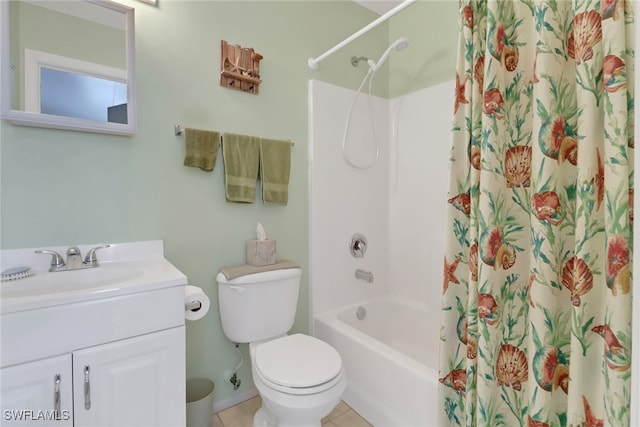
<box><xmin>1</xmin><ymin>0</ymin><xmax>136</xmax><ymax>135</ymax></box>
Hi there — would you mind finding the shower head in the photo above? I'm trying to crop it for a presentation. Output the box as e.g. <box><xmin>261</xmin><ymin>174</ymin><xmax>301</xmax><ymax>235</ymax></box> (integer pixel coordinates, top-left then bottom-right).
<box><xmin>369</xmin><ymin>37</ymin><xmax>409</xmax><ymax>73</ymax></box>
<box><xmin>391</xmin><ymin>37</ymin><xmax>410</xmax><ymax>51</ymax></box>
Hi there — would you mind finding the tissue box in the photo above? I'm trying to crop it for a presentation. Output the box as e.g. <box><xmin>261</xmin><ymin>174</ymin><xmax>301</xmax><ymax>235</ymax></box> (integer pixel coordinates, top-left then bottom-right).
<box><xmin>246</xmin><ymin>240</ymin><xmax>276</xmax><ymax>266</ymax></box>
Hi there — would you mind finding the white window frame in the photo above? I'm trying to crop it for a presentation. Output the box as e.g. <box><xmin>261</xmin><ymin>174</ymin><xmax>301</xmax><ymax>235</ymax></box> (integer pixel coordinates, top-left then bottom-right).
<box><xmin>24</xmin><ymin>48</ymin><xmax>126</xmax><ymax>114</ymax></box>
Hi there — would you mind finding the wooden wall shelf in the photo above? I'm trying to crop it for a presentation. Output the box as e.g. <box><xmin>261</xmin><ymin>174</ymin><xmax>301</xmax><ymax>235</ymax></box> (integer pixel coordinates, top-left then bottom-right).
<box><xmin>220</xmin><ymin>40</ymin><xmax>263</xmax><ymax>94</ymax></box>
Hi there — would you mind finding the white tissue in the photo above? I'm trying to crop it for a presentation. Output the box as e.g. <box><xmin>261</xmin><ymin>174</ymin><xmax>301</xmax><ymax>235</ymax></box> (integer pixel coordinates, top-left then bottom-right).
<box><xmin>256</xmin><ymin>222</ymin><xmax>267</xmax><ymax>241</ymax></box>
<box><xmin>184</xmin><ymin>285</ymin><xmax>210</xmax><ymax>321</ymax></box>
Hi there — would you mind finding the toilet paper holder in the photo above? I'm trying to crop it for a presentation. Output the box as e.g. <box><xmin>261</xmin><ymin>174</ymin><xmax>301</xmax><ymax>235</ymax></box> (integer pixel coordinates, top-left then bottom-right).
<box><xmin>185</xmin><ymin>300</ymin><xmax>202</xmax><ymax>312</ymax></box>
<box><xmin>184</xmin><ymin>285</ymin><xmax>210</xmax><ymax>321</ymax></box>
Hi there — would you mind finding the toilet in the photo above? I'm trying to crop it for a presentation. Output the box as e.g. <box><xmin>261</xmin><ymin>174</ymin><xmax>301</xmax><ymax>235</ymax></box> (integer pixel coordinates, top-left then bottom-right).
<box><xmin>217</xmin><ymin>267</ymin><xmax>346</xmax><ymax>427</ymax></box>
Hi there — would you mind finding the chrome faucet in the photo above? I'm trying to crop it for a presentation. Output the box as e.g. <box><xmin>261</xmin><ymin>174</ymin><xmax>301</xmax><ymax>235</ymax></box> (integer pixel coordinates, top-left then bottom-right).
<box><xmin>355</xmin><ymin>268</ymin><xmax>374</xmax><ymax>283</ymax></box>
<box><xmin>65</xmin><ymin>247</ymin><xmax>83</xmax><ymax>270</ymax></box>
<box><xmin>35</xmin><ymin>245</ymin><xmax>111</xmax><ymax>272</ymax></box>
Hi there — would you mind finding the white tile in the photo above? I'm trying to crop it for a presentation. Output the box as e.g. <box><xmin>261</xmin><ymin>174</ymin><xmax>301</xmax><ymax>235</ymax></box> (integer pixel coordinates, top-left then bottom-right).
<box><xmin>216</xmin><ymin>397</ymin><xmax>365</xmax><ymax>427</ymax></box>
<box><xmin>331</xmin><ymin>409</ymin><xmax>372</xmax><ymax>427</ymax></box>
<box><xmin>213</xmin><ymin>396</ymin><xmax>371</xmax><ymax>427</ymax></box>
<box><xmin>324</xmin><ymin>401</ymin><xmax>351</xmax><ymax>422</ymax></box>
<box><xmin>217</xmin><ymin>396</ymin><xmax>262</xmax><ymax>427</ymax></box>
<box><xmin>212</xmin><ymin>414</ymin><xmax>224</xmax><ymax>427</ymax></box>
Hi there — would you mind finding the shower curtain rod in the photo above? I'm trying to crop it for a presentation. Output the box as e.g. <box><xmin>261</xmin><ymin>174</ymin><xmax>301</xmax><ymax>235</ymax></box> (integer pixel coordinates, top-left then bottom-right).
<box><xmin>307</xmin><ymin>0</ymin><xmax>416</xmax><ymax>70</ymax></box>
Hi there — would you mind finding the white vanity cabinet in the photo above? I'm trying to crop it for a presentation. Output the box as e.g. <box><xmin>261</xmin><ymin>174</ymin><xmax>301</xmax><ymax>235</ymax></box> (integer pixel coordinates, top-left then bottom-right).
<box><xmin>72</xmin><ymin>327</ymin><xmax>184</xmax><ymax>427</ymax></box>
<box><xmin>1</xmin><ymin>355</ymin><xmax>73</xmax><ymax>426</ymax></box>
<box><xmin>1</xmin><ymin>241</ymin><xmax>188</xmax><ymax>427</ymax></box>
<box><xmin>1</xmin><ymin>327</ymin><xmax>184</xmax><ymax>427</ymax></box>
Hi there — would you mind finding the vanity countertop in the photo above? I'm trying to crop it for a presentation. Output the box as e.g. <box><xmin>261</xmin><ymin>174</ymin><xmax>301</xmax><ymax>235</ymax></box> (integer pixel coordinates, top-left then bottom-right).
<box><xmin>0</xmin><ymin>240</ymin><xmax>186</xmax><ymax>313</ymax></box>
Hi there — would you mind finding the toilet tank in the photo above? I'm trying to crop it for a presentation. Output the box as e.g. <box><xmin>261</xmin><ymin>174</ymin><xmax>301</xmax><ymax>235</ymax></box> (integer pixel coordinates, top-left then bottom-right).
<box><xmin>217</xmin><ymin>268</ymin><xmax>301</xmax><ymax>343</ymax></box>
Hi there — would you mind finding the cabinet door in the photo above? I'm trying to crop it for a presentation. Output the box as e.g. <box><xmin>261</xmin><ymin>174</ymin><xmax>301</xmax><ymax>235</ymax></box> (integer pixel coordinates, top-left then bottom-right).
<box><xmin>1</xmin><ymin>354</ymin><xmax>73</xmax><ymax>426</ymax></box>
<box><xmin>73</xmin><ymin>327</ymin><xmax>185</xmax><ymax>427</ymax></box>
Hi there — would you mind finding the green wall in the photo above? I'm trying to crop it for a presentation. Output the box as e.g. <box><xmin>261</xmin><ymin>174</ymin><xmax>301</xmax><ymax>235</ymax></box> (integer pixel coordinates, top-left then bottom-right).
<box><xmin>389</xmin><ymin>0</ymin><xmax>459</xmax><ymax>98</ymax></box>
<box><xmin>13</xmin><ymin>1</ymin><xmax>126</xmax><ymax>68</ymax></box>
<box><xmin>0</xmin><ymin>0</ymin><xmax>458</xmax><ymax>407</ymax></box>
<box><xmin>10</xmin><ymin>1</ymin><xmax>126</xmax><ymax>110</ymax></box>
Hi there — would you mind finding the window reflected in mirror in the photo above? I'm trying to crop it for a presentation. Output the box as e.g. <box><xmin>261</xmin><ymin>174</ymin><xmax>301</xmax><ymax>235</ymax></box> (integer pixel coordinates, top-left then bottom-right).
<box><xmin>2</xmin><ymin>0</ymin><xmax>136</xmax><ymax>134</ymax></box>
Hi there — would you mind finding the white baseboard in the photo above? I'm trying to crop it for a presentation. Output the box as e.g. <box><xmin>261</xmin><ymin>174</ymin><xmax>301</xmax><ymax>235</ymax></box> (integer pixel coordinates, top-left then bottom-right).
<box><xmin>213</xmin><ymin>388</ymin><xmax>260</xmax><ymax>414</ymax></box>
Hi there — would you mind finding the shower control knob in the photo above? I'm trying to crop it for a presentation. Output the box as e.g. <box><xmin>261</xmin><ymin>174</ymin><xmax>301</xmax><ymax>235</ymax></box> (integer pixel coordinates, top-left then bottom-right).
<box><xmin>350</xmin><ymin>233</ymin><xmax>367</xmax><ymax>258</ymax></box>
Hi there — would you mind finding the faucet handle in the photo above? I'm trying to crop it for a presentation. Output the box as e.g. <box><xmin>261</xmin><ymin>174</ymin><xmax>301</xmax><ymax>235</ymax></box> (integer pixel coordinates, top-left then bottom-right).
<box><xmin>350</xmin><ymin>233</ymin><xmax>367</xmax><ymax>258</ymax></box>
<box><xmin>35</xmin><ymin>250</ymin><xmax>65</xmax><ymax>271</ymax></box>
<box><xmin>83</xmin><ymin>244</ymin><xmax>112</xmax><ymax>266</ymax></box>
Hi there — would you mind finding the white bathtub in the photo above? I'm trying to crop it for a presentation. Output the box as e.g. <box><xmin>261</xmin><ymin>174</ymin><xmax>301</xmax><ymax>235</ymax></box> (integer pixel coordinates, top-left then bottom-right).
<box><xmin>314</xmin><ymin>296</ymin><xmax>439</xmax><ymax>427</ymax></box>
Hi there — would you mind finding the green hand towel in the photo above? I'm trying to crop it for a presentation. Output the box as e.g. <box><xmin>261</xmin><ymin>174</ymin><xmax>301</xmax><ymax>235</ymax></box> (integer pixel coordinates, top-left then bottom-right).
<box><xmin>183</xmin><ymin>128</ymin><xmax>220</xmax><ymax>171</ymax></box>
<box><xmin>222</xmin><ymin>133</ymin><xmax>260</xmax><ymax>203</ymax></box>
<box><xmin>260</xmin><ymin>138</ymin><xmax>292</xmax><ymax>205</ymax></box>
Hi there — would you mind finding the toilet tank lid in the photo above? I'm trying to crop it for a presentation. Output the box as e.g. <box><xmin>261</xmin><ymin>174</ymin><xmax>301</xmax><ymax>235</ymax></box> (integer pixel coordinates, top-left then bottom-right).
<box><xmin>216</xmin><ymin>266</ymin><xmax>301</xmax><ymax>284</ymax></box>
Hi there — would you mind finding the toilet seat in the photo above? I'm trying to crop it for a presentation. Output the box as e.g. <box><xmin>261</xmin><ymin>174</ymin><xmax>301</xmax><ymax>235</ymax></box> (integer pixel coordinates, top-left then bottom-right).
<box><xmin>254</xmin><ymin>334</ymin><xmax>343</xmax><ymax>395</ymax></box>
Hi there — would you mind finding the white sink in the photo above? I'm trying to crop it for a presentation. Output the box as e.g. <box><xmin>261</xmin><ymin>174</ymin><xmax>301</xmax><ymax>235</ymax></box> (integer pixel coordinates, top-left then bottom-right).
<box><xmin>0</xmin><ymin>241</ymin><xmax>187</xmax><ymax>313</ymax></box>
<box><xmin>1</xmin><ymin>264</ymin><xmax>143</xmax><ymax>298</ymax></box>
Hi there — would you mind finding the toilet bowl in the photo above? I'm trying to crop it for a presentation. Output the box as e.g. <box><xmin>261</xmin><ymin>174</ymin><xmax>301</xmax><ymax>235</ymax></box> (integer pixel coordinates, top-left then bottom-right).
<box><xmin>250</xmin><ymin>334</ymin><xmax>347</xmax><ymax>427</ymax></box>
<box><xmin>216</xmin><ymin>267</ymin><xmax>346</xmax><ymax>427</ymax></box>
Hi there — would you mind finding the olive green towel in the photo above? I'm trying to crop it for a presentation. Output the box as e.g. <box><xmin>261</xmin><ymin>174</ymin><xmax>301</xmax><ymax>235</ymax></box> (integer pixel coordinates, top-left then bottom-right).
<box><xmin>260</xmin><ymin>138</ymin><xmax>291</xmax><ymax>205</ymax></box>
<box><xmin>183</xmin><ymin>128</ymin><xmax>220</xmax><ymax>171</ymax></box>
<box><xmin>222</xmin><ymin>133</ymin><xmax>260</xmax><ymax>203</ymax></box>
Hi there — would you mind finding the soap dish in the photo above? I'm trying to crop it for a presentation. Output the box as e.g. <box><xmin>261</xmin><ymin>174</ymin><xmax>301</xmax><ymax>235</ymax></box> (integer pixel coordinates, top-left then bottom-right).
<box><xmin>1</xmin><ymin>266</ymin><xmax>33</xmax><ymax>282</ymax></box>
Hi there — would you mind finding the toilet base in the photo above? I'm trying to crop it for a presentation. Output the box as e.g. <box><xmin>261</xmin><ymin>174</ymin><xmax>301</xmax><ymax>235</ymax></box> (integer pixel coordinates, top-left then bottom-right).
<box><xmin>252</xmin><ymin>405</ymin><xmax>279</xmax><ymax>427</ymax></box>
<box><xmin>252</xmin><ymin>399</ymin><xmax>329</xmax><ymax>427</ymax></box>
<box><xmin>251</xmin><ymin>369</ymin><xmax>346</xmax><ymax>427</ymax></box>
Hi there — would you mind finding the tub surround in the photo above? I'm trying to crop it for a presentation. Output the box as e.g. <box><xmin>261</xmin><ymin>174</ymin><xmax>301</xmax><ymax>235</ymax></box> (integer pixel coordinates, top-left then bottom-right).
<box><xmin>309</xmin><ymin>79</ymin><xmax>391</xmax><ymax>317</ymax></box>
<box><xmin>309</xmin><ymin>79</ymin><xmax>453</xmax><ymax>316</ymax></box>
<box><xmin>309</xmin><ymin>79</ymin><xmax>454</xmax><ymax>425</ymax></box>
<box><xmin>389</xmin><ymin>80</ymin><xmax>452</xmax><ymax>311</ymax></box>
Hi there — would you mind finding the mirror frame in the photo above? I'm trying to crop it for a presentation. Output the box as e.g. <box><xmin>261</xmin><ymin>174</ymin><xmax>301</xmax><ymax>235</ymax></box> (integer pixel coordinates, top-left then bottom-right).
<box><xmin>1</xmin><ymin>0</ymin><xmax>136</xmax><ymax>136</ymax></box>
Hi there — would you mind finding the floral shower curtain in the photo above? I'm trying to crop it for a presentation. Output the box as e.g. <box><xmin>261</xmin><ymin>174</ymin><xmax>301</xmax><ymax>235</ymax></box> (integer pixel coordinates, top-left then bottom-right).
<box><xmin>439</xmin><ymin>1</ymin><xmax>635</xmax><ymax>426</ymax></box>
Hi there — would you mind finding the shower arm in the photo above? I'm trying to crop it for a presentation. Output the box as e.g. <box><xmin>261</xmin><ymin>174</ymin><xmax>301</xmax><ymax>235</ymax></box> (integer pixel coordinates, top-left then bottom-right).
<box><xmin>351</xmin><ymin>56</ymin><xmax>369</xmax><ymax>67</ymax></box>
<box><xmin>307</xmin><ymin>0</ymin><xmax>416</xmax><ymax>70</ymax></box>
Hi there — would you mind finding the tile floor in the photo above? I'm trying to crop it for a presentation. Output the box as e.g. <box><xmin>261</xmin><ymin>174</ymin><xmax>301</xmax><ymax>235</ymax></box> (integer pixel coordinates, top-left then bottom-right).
<box><xmin>213</xmin><ymin>396</ymin><xmax>372</xmax><ymax>427</ymax></box>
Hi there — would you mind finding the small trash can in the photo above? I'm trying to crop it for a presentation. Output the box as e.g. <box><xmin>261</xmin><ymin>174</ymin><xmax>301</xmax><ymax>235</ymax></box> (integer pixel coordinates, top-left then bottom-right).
<box><xmin>186</xmin><ymin>378</ymin><xmax>215</xmax><ymax>427</ymax></box>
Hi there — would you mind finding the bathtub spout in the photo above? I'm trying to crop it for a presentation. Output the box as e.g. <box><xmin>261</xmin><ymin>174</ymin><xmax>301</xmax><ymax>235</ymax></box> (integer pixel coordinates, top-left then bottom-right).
<box><xmin>355</xmin><ymin>269</ymin><xmax>374</xmax><ymax>283</ymax></box>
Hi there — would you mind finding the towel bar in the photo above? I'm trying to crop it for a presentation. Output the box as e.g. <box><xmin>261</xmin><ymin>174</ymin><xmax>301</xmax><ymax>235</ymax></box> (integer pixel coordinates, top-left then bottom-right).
<box><xmin>175</xmin><ymin>125</ymin><xmax>294</xmax><ymax>146</ymax></box>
